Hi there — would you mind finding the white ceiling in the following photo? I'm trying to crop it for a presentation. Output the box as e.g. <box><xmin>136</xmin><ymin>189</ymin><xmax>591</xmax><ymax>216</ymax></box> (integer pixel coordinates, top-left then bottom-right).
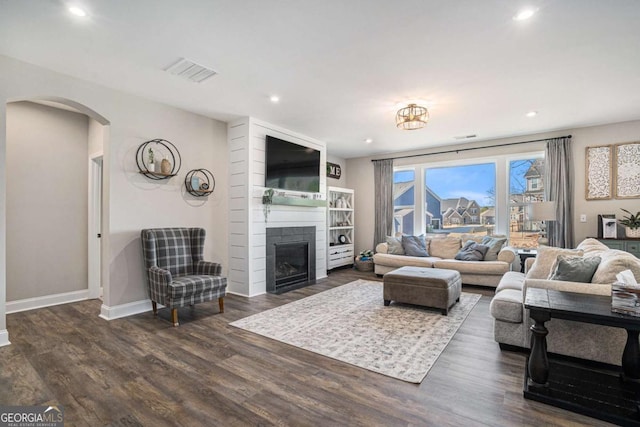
<box><xmin>1</xmin><ymin>0</ymin><xmax>640</xmax><ymax>158</ymax></box>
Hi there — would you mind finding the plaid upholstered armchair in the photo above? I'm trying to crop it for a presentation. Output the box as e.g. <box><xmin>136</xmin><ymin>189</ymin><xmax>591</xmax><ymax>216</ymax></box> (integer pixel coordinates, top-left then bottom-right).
<box><xmin>141</xmin><ymin>227</ymin><xmax>227</xmax><ymax>326</ymax></box>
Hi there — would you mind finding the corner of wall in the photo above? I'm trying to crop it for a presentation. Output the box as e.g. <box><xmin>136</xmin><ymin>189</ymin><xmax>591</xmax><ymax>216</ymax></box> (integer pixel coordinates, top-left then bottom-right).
<box><xmin>0</xmin><ymin>329</ymin><xmax>10</xmax><ymax>347</ymax></box>
<box><xmin>99</xmin><ymin>299</ymin><xmax>153</xmax><ymax>321</ymax></box>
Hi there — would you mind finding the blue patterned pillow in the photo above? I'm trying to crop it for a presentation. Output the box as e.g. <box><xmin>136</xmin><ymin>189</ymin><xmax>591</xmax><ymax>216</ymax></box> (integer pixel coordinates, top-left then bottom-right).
<box><xmin>401</xmin><ymin>235</ymin><xmax>429</xmax><ymax>257</ymax></box>
<box><xmin>481</xmin><ymin>236</ymin><xmax>507</xmax><ymax>261</ymax></box>
<box><xmin>386</xmin><ymin>236</ymin><xmax>404</xmax><ymax>255</ymax></box>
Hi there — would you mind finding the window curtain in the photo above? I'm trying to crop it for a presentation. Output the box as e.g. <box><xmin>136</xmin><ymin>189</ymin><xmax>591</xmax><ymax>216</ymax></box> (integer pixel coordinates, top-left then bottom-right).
<box><xmin>544</xmin><ymin>137</ymin><xmax>574</xmax><ymax>248</ymax></box>
<box><xmin>373</xmin><ymin>159</ymin><xmax>394</xmax><ymax>250</ymax></box>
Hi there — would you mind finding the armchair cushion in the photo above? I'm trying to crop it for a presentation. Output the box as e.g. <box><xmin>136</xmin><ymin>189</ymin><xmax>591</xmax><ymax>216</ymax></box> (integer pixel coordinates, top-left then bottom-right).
<box><xmin>169</xmin><ymin>275</ymin><xmax>226</xmax><ymax>300</ymax></box>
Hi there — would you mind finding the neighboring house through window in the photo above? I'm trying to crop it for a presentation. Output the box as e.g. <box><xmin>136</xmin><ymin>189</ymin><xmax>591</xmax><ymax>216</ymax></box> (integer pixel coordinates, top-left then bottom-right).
<box><xmin>392</xmin><ymin>152</ymin><xmax>544</xmax><ymax>244</ymax></box>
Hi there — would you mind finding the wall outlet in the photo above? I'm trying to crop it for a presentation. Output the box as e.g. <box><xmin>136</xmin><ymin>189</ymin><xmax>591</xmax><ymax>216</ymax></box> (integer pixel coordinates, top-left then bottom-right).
<box><xmin>580</xmin><ymin>214</ymin><xmax>587</xmax><ymax>223</ymax></box>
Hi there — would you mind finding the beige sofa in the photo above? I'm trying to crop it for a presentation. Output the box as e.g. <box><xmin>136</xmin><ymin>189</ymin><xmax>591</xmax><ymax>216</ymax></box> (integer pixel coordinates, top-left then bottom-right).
<box><xmin>373</xmin><ymin>235</ymin><xmax>518</xmax><ymax>287</ymax></box>
<box><xmin>490</xmin><ymin>238</ymin><xmax>640</xmax><ymax>365</ymax></box>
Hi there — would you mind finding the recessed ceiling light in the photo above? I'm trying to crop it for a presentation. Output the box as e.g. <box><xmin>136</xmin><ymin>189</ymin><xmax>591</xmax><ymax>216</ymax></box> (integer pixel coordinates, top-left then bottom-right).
<box><xmin>513</xmin><ymin>8</ymin><xmax>537</xmax><ymax>21</ymax></box>
<box><xmin>526</xmin><ymin>111</ymin><xmax>538</xmax><ymax>118</ymax></box>
<box><xmin>270</xmin><ymin>95</ymin><xmax>280</xmax><ymax>103</ymax></box>
<box><xmin>68</xmin><ymin>6</ymin><xmax>87</xmax><ymax>17</ymax></box>
<box><xmin>364</xmin><ymin>138</ymin><xmax>373</xmax><ymax>144</ymax></box>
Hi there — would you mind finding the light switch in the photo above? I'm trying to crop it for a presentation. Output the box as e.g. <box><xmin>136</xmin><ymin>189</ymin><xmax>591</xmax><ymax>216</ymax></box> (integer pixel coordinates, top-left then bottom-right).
<box><xmin>580</xmin><ymin>214</ymin><xmax>587</xmax><ymax>222</ymax></box>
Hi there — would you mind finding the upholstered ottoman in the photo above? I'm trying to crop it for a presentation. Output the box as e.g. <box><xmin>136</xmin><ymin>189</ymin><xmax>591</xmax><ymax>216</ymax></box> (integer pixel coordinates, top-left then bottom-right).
<box><xmin>383</xmin><ymin>266</ymin><xmax>462</xmax><ymax>315</ymax></box>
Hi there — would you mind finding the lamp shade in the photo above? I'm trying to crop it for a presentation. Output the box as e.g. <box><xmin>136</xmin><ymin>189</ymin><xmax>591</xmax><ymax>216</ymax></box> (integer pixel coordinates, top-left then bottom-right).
<box><xmin>528</xmin><ymin>201</ymin><xmax>556</xmax><ymax>221</ymax></box>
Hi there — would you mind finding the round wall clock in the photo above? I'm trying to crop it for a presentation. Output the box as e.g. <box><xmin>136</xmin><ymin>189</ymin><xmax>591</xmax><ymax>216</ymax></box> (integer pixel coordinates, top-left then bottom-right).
<box><xmin>338</xmin><ymin>234</ymin><xmax>347</xmax><ymax>244</ymax></box>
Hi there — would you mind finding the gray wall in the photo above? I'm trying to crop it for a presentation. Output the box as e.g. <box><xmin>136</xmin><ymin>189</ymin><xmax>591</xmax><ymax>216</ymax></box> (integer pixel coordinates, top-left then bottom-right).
<box><xmin>0</xmin><ymin>54</ymin><xmax>229</xmax><ymax>338</ymax></box>
<box><xmin>326</xmin><ymin>154</ymin><xmax>347</xmax><ymax>188</ymax></box>
<box><xmin>6</xmin><ymin>102</ymin><xmax>89</xmax><ymax>301</ymax></box>
<box><xmin>346</xmin><ymin>121</ymin><xmax>640</xmax><ymax>253</ymax></box>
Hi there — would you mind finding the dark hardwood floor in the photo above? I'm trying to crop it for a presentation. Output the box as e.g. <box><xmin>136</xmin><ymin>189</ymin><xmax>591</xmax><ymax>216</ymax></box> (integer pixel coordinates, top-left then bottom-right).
<box><xmin>1</xmin><ymin>269</ymin><xmax>611</xmax><ymax>426</ymax></box>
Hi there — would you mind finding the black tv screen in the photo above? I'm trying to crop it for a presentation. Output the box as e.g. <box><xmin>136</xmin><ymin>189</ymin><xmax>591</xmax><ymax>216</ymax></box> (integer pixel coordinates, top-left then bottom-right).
<box><xmin>265</xmin><ymin>135</ymin><xmax>320</xmax><ymax>192</ymax></box>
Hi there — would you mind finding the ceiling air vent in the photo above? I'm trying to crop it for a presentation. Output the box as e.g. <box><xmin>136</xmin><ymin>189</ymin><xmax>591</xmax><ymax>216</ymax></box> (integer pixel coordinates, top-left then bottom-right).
<box><xmin>165</xmin><ymin>58</ymin><xmax>217</xmax><ymax>83</ymax></box>
<box><xmin>453</xmin><ymin>134</ymin><xmax>477</xmax><ymax>140</ymax></box>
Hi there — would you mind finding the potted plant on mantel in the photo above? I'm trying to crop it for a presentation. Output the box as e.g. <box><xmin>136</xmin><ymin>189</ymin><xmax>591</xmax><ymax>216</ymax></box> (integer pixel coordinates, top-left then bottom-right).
<box><xmin>262</xmin><ymin>188</ymin><xmax>274</xmax><ymax>222</ymax></box>
<box><xmin>620</xmin><ymin>209</ymin><xmax>640</xmax><ymax>238</ymax></box>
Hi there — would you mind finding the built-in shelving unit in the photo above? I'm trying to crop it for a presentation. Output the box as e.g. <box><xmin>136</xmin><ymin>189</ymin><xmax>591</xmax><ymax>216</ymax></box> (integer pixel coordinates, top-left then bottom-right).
<box><xmin>327</xmin><ymin>186</ymin><xmax>354</xmax><ymax>270</ymax></box>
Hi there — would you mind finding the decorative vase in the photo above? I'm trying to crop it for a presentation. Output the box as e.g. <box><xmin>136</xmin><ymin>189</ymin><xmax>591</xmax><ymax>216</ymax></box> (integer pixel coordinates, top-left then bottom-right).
<box><xmin>161</xmin><ymin>158</ymin><xmax>171</xmax><ymax>174</ymax></box>
<box><xmin>626</xmin><ymin>227</ymin><xmax>640</xmax><ymax>239</ymax></box>
<box><xmin>148</xmin><ymin>162</ymin><xmax>155</xmax><ymax>172</ymax></box>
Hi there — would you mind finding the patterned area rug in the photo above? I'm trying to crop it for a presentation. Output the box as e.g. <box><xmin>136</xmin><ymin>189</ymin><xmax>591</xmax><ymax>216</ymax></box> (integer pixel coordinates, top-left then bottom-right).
<box><xmin>230</xmin><ymin>279</ymin><xmax>481</xmax><ymax>383</ymax></box>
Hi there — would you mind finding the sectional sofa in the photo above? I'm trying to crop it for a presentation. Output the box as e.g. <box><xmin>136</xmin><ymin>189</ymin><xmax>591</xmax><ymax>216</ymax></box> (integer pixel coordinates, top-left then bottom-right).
<box><xmin>373</xmin><ymin>234</ymin><xmax>519</xmax><ymax>287</ymax></box>
<box><xmin>490</xmin><ymin>238</ymin><xmax>640</xmax><ymax>365</ymax></box>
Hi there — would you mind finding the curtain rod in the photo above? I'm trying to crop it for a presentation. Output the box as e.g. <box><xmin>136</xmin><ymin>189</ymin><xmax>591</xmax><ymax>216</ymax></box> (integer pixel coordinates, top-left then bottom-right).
<box><xmin>371</xmin><ymin>135</ymin><xmax>572</xmax><ymax>162</ymax></box>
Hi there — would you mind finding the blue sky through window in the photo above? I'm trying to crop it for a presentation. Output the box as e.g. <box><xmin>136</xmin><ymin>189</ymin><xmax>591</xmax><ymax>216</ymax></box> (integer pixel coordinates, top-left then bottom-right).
<box><xmin>426</xmin><ymin>164</ymin><xmax>495</xmax><ymax>207</ymax></box>
<box><xmin>394</xmin><ymin>160</ymin><xmax>537</xmax><ymax>208</ymax></box>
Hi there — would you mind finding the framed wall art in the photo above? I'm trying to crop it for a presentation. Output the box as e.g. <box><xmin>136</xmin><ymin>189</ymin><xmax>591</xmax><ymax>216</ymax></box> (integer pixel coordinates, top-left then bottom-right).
<box><xmin>585</xmin><ymin>145</ymin><xmax>612</xmax><ymax>200</ymax></box>
<box><xmin>614</xmin><ymin>142</ymin><xmax>640</xmax><ymax>199</ymax></box>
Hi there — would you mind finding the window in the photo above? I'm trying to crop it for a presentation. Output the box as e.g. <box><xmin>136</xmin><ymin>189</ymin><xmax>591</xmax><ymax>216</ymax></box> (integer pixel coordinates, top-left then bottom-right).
<box><xmin>393</xmin><ymin>152</ymin><xmax>544</xmax><ymax>241</ymax></box>
<box><xmin>393</xmin><ymin>169</ymin><xmax>415</xmax><ymax>235</ymax></box>
<box><xmin>425</xmin><ymin>163</ymin><xmax>496</xmax><ymax>234</ymax></box>
<box><xmin>509</xmin><ymin>158</ymin><xmax>545</xmax><ymax>248</ymax></box>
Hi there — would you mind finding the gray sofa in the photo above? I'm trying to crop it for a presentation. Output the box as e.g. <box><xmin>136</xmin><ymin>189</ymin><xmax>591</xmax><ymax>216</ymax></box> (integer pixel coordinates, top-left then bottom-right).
<box><xmin>491</xmin><ymin>238</ymin><xmax>640</xmax><ymax>365</ymax></box>
<box><xmin>374</xmin><ymin>234</ymin><xmax>518</xmax><ymax>288</ymax></box>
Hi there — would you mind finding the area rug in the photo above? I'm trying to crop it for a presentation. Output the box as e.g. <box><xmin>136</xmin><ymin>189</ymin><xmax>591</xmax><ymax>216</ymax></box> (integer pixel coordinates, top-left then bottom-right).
<box><xmin>230</xmin><ymin>279</ymin><xmax>481</xmax><ymax>383</ymax></box>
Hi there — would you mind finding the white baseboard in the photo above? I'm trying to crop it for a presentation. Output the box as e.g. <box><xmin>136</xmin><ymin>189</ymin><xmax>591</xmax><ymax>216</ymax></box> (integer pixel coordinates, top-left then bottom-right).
<box><xmin>0</xmin><ymin>329</ymin><xmax>10</xmax><ymax>347</ymax></box>
<box><xmin>226</xmin><ymin>290</ymin><xmax>250</xmax><ymax>298</ymax></box>
<box><xmin>99</xmin><ymin>299</ymin><xmax>153</xmax><ymax>321</ymax></box>
<box><xmin>6</xmin><ymin>289</ymin><xmax>89</xmax><ymax>314</ymax></box>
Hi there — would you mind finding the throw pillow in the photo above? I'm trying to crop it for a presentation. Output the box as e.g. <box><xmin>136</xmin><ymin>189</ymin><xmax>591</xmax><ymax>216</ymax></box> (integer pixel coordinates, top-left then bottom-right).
<box><xmin>526</xmin><ymin>246</ymin><xmax>584</xmax><ymax>279</ymax></box>
<box><xmin>548</xmin><ymin>255</ymin><xmax>602</xmax><ymax>283</ymax></box>
<box><xmin>576</xmin><ymin>238</ymin><xmax>610</xmax><ymax>256</ymax></box>
<box><xmin>428</xmin><ymin>236</ymin><xmax>462</xmax><ymax>259</ymax></box>
<box><xmin>591</xmin><ymin>250</ymin><xmax>640</xmax><ymax>284</ymax></box>
<box><xmin>386</xmin><ymin>236</ymin><xmax>404</xmax><ymax>255</ymax></box>
<box><xmin>455</xmin><ymin>240</ymin><xmax>490</xmax><ymax>261</ymax></box>
<box><xmin>401</xmin><ymin>235</ymin><xmax>429</xmax><ymax>257</ymax></box>
<box><xmin>481</xmin><ymin>236</ymin><xmax>507</xmax><ymax>261</ymax></box>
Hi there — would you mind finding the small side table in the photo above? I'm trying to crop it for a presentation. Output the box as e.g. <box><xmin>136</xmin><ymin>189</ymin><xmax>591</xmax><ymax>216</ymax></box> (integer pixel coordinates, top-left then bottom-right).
<box><xmin>516</xmin><ymin>249</ymin><xmax>537</xmax><ymax>273</ymax></box>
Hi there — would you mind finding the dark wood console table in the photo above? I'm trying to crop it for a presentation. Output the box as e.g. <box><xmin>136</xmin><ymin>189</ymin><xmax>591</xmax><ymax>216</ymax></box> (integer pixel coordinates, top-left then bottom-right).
<box><xmin>524</xmin><ymin>288</ymin><xmax>640</xmax><ymax>425</ymax></box>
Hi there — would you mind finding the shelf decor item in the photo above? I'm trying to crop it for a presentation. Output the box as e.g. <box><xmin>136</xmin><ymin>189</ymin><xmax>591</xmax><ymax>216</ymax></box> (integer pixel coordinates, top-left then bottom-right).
<box><xmin>161</xmin><ymin>157</ymin><xmax>172</xmax><ymax>174</ymax></box>
<box><xmin>136</xmin><ymin>138</ymin><xmax>181</xmax><ymax>180</ymax></box>
<box><xmin>184</xmin><ymin>168</ymin><xmax>215</xmax><ymax>197</ymax></box>
<box><xmin>148</xmin><ymin>147</ymin><xmax>155</xmax><ymax>172</ymax></box>
<box><xmin>620</xmin><ymin>209</ymin><xmax>640</xmax><ymax>238</ymax></box>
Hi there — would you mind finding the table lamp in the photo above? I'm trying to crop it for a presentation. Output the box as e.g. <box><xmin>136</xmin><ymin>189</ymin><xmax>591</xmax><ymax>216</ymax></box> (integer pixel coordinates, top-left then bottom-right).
<box><xmin>528</xmin><ymin>201</ymin><xmax>556</xmax><ymax>246</ymax></box>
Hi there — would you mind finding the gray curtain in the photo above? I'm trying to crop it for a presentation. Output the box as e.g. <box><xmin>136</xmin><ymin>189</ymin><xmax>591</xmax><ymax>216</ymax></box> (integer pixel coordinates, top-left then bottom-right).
<box><xmin>373</xmin><ymin>159</ymin><xmax>394</xmax><ymax>250</ymax></box>
<box><xmin>544</xmin><ymin>137</ymin><xmax>574</xmax><ymax>248</ymax></box>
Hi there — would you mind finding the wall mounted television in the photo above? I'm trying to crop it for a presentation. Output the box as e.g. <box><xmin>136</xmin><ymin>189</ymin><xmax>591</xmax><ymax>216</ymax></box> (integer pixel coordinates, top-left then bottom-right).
<box><xmin>265</xmin><ymin>135</ymin><xmax>321</xmax><ymax>193</ymax></box>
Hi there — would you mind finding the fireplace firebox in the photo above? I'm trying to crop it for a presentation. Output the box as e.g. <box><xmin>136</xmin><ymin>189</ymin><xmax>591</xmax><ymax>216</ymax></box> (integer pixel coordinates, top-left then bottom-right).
<box><xmin>266</xmin><ymin>226</ymin><xmax>316</xmax><ymax>294</ymax></box>
<box><xmin>274</xmin><ymin>242</ymin><xmax>309</xmax><ymax>290</ymax></box>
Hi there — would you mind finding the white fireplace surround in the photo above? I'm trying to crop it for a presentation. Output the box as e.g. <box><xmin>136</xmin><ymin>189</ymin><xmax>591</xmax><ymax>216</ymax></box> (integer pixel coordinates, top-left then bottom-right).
<box><xmin>227</xmin><ymin>117</ymin><xmax>327</xmax><ymax>297</ymax></box>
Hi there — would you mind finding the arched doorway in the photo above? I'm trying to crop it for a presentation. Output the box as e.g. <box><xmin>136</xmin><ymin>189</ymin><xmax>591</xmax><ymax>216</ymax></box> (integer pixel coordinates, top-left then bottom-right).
<box><xmin>4</xmin><ymin>97</ymin><xmax>109</xmax><ymax>320</ymax></box>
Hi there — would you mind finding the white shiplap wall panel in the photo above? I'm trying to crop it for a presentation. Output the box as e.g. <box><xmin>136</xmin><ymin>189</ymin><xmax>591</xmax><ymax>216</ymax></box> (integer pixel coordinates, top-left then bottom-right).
<box><xmin>227</xmin><ymin>117</ymin><xmax>328</xmax><ymax>297</ymax></box>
